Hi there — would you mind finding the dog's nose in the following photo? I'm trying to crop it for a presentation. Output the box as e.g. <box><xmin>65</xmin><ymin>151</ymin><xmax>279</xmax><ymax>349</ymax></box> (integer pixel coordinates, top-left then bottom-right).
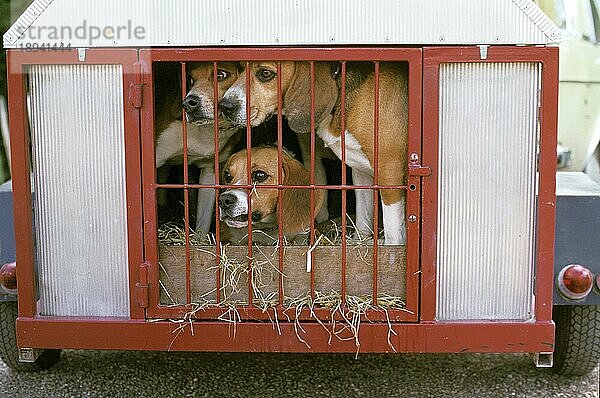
<box><xmin>219</xmin><ymin>192</ymin><xmax>236</xmax><ymax>210</ymax></box>
<box><xmin>219</xmin><ymin>96</ymin><xmax>238</xmax><ymax>117</ymax></box>
<box><xmin>182</xmin><ymin>95</ymin><xmax>201</xmax><ymax>113</ymax></box>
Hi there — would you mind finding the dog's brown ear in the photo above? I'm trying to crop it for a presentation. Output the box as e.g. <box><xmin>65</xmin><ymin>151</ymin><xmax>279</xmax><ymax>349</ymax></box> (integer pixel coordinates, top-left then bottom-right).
<box><xmin>283</xmin><ymin>62</ymin><xmax>338</xmax><ymax>134</ymax></box>
<box><xmin>153</xmin><ymin>62</ymin><xmax>184</xmax><ymax>132</ymax></box>
<box><xmin>167</xmin><ymin>62</ymin><xmax>184</xmax><ymax>120</ymax></box>
<box><xmin>279</xmin><ymin>156</ymin><xmax>324</xmax><ymax>234</ymax></box>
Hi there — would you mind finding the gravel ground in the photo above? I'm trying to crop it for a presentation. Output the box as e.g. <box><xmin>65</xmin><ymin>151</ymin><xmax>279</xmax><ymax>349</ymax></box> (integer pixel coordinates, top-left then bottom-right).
<box><xmin>0</xmin><ymin>351</ymin><xmax>598</xmax><ymax>397</ymax></box>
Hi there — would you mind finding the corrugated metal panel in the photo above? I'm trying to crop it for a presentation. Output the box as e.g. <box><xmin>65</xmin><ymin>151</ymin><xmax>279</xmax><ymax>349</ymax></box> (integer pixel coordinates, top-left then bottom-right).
<box><xmin>4</xmin><ymin>0</ymin><xmax>560</xmax><ymax>48</ymax></box>
<box><xmin>436</xmin><ymin>62</ymin><xmax>540</xmax><ymax>320</ymax></box>
<box><xmin>28</xmin><ymin>64</ymin><xmax>130</xmax><ymax>317</ymax></box>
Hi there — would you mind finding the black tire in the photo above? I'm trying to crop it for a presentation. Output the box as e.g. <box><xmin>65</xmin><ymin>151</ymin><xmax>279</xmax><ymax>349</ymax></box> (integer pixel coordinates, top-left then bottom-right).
<box><xmin>552</xmin><ymin>305</ymin><xmax>600</xmax><ymax>376</ymax></box>
<box><xmin>0</xmin><ymin>301</ymin><xmax>61</xmax><ymax>371</ymax></box>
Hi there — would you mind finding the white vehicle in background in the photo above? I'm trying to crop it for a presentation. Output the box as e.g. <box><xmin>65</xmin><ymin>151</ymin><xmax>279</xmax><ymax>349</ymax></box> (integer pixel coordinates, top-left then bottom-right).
<box><xmin>537</xmin><ymin>0</ymin><xmax>600</xmax><ymax>180</ymax></box>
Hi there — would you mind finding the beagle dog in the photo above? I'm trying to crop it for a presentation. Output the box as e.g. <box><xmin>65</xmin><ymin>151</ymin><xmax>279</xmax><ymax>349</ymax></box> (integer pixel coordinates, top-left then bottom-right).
<box><xmin>219</xmin><ymin>62</ymin><xmax>339</xmax><ymax>224</ymax></box>
<box><xmin>219</xmin><ymin>147</ymin><xmax>324</xmax><ymax>244</ymax></box>
<box><xmin>324</xmin><ymin>62</ymin><xmax>408</xmax><ymax>245</ymax></box>
<box><xmin>220</xmin><ymin>62</ymin><xmax>408</xmax><ymax>245</ymax></box>
<box><xmin>155</xmin><ymin>62</ymin><xmax>242</xmax><ymax>235</ymax></box>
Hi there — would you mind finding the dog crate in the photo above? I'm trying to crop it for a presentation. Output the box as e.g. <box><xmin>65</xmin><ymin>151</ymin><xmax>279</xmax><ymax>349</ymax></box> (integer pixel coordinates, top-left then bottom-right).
<box><xmin>2</xmin><ymin>0</ymin><xmax>560</xmax><ymax>360</ymax></box>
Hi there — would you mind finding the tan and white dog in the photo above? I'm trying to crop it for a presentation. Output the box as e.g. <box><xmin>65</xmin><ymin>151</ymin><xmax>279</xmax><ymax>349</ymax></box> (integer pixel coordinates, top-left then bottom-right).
<box><xmin>219</xmin><ymin>147</ymin><xmax>324</xmax><ymax>244</ymax></box>
<box><xmin>155</xmin><ymin>62</ymin><xmax>242</xmax><ymax>235</ymax></box>
<box><xmin>219</xmin><ymin>62</ymin><xmax>339</xmax><ymax>224</ymax></box>
<box><xmin>219</xmin><ymin>62</ymin><xmax>408</xmax><ymax>244</ymax></box>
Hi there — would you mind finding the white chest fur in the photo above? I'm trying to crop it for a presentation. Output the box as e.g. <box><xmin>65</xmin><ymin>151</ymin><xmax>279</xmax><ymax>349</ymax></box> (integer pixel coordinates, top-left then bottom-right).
<box><xmin>155</xmin><ymin>120</ymin><xmax>238</xmax><ymax>168</ymax></box>
<box><xmin>317</xmin><ymin>125</ymin><xmax>373</xmax><ymax>174</ymax></box>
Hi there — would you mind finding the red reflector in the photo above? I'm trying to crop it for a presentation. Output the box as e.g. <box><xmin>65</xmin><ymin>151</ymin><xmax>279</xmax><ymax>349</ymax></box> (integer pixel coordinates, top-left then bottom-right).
<box><xmin>557</xmin><ymin>264</ymin><xmax>593</xmax><ymax>300</ymax></box>
<box><xmin>0</xmin><ymin>262</ymin><xmax>17</xmax><ymax>291</ymax></box>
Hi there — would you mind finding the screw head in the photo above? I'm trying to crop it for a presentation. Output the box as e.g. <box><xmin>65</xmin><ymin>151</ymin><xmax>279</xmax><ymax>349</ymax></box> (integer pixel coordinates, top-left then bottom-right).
<box><xmin>410</xmin><ymin>153</ymin><xmax>419</xmax><ymax>162</ymax></box>
<box><xmin>408</xmin><ymin>215</ymin><xmax>417</xmax><ymax>223</ymax></box>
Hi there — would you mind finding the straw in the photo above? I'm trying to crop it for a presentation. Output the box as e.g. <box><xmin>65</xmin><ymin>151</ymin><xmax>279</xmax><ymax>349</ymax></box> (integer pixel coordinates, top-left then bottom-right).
<box><xmin>158</xmin><ymin>219</ymin><xmax>404</xmax><ymax>353</ymax></box>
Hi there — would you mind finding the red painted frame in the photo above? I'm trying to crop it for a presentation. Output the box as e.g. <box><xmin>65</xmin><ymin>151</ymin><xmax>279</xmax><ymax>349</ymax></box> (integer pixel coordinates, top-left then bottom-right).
<box><xmin>7</xmin><ymin>49</ymin><xmax>145</xmax><ymax>321</ymax></box>
<box><xmin>420</xmin><ymin>46</ymin><xmax>559</xmax><ymax>322</ymax></box>
<box><xmin>139</xmin><ymin>48</ymin><xmax>423</xmax><ymax>323</ymax></box>
<box><xmin>6</xmin><ymin>46</ymin><xmax>558</xmax><ymax>354</ymax></box>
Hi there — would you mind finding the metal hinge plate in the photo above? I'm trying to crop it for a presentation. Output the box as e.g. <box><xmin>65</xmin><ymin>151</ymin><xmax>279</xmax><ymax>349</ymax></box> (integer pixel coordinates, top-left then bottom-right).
<box><xmin>128</xmin><ymin>61</ymin><xmax>143</xmax><ymax>108</ymax></box>
<box><xmin>136</xmin><ymin>262</ymin><xmax>149</xmax><ymax>308</ymax></box>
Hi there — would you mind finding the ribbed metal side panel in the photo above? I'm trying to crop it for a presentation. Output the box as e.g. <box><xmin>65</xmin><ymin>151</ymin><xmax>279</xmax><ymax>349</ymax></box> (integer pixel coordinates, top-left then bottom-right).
<box><xmin>436</xmin><ymin>63</ymin><xmax>541</xmax><ymax>320</ymax></box>
<box><xmin>28</xmin><ymin>64</ymin><xmax>130</xmax><ymax>317</ymax></box>
<box><xmin>4</xmin><ymin>0</ymin><xmax>559</xmax><ymax>48</ymax></box>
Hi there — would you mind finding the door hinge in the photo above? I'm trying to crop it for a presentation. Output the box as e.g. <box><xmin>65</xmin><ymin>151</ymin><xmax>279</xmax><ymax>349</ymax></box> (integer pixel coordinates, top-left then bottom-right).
<box><xmin>129</xmin><ymin>61</ymin><xmax>143</xmax><ymax>109</ymax></box>
<box><xmin>136</xmin><ymin>261</ymin><xmax>149</xmax><ymax>309</ymax></box>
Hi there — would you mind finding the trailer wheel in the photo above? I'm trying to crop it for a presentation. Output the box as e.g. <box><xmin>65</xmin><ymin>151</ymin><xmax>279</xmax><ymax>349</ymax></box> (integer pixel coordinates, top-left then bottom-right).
<box><xmin>552</xmin><ymin>305</ymin><xmax>600</xmax><ymax>376</ymax></box>
<box><xmin>0</xmin><ymin>301</ymin><xmax>61</xmax><ymax>371</ymax></box>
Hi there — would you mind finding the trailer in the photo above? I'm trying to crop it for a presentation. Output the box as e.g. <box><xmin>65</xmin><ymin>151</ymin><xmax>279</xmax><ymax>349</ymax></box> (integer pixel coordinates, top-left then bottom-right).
<box><xmin>0</xmin><ymin>0</ymin><xmax>598</xmax><ymax>376</ymax></box>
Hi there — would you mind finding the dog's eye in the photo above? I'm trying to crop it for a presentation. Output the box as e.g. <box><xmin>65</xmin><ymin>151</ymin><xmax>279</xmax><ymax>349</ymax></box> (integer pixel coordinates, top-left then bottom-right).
<box><xmin>256</xmin><ymin>68</ymin><xmax>276</xmax><ymax>83</ymax></box>
<box><xmin>223</xmin><ymin>170</ymin><xmax>233</xmax><ymax>183</ymax></box>
<box><xmin>186</xmin><ymin>75</ymin><xmax>194</xmax><ymax>88</ymax></box>
<box><xmin>252</xmin><ymin>170</ymin><xmax>269</xmax><ymax>183</ymax></box>
<box><xmin>216</xmin><ymin>69</ymin><xmax>230</xmax><ymax>82</ymax></box>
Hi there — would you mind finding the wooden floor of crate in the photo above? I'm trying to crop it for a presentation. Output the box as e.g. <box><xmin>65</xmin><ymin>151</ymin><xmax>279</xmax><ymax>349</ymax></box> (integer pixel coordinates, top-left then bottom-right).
<box><xmin>159</xmin><ymin>244</ymin><xmax>406</xmax><ymax>306</ymax></box>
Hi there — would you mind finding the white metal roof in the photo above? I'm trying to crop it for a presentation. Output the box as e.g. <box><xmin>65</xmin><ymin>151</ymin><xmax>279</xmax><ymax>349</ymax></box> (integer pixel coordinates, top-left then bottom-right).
<box><xmin>3</xmin><ymin>0</ymin><xmax>560</xmax><ymax>48</ymax></box>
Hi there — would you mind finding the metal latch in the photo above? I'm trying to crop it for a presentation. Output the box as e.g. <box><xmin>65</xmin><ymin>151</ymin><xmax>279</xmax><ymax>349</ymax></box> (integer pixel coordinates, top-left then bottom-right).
<box><xmin>408</xmin><ymin>153</ymin><xmax>431</xmax><ymax>177</ymax></box>
<box><xmin>408</xmin><ymin>164</ymin><xmax>432</xmax><ymax>177</ymax></box>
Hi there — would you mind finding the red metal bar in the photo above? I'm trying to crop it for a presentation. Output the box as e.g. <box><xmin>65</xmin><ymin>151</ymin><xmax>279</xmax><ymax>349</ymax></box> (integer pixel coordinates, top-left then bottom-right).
<box><xmin>156</xmin><ymin>183</ymin><xmax>409</xmax><ymax>190</ymax></box>
<box><xmin>372</xmin><ymin>61</ymin><xmax>380</xmax><ymax>305</ymax></box>
<box><xmin>149</xmin><ymin>304</ymin><xmax>416</xmax><ymax>323</ymax></box>
<box><xmin>404</xmin><ymin>54</ymin><xmax>424</xmax><ymax>324</ymax></box>
<box><xmin>16</xmin><ymin>317</ymin><xmax>555</xmax><ymax>354</ymax></box>
<box><xmin>138</xmin><ymin>50</ymin><xmax>161</xmax><ymax>317</ymax></box>
<box><xmin>340</xmin><ymin>61</ymin><xmax>347</xmax><ymax>303</ymax></box>
<box><xmin>180</xmin><ymin>62</ymin><xmax>192</xmax><ymax>304</ymax></box>
<box><xmin>309</xmin><ymin>61</ymin><xmax>316</xmax><ymax>299</ymax></box>
<box><xmin>139</xmin><ymin>52</ymin><xmax>175</xmax><ymax>318</ymax></box>
<box><xmin>213</xmin><ymin>62</ymin><xmax>222</xmax><ymax>303</ymax></box>
<box><xmin>535</xmin><ymin>48</ymin><xmax>559</xmax><ymax>321</ymax></box>
<box><xmin>123</xmin><ymin>60</ymin><xmax>145</xmax><ymax>319</ymax></box>
<box><xmin>6</xmin><ymin>54</ymin><xmax>35</xmax><ymax>318</ymax></box>
<box><xmin>245</xmin><ymin>63</ymin><xmax>254</xmax><ymax>305</ymax></box>
<box><xmin>277</xmin><ymin>62</ymin><xmax>284</xmax><ymax>306</ymax></box>
<box><xmin>143</xmin><ymin>47</ymin><xmax>429</xmax><ymax>62</ymax></box>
